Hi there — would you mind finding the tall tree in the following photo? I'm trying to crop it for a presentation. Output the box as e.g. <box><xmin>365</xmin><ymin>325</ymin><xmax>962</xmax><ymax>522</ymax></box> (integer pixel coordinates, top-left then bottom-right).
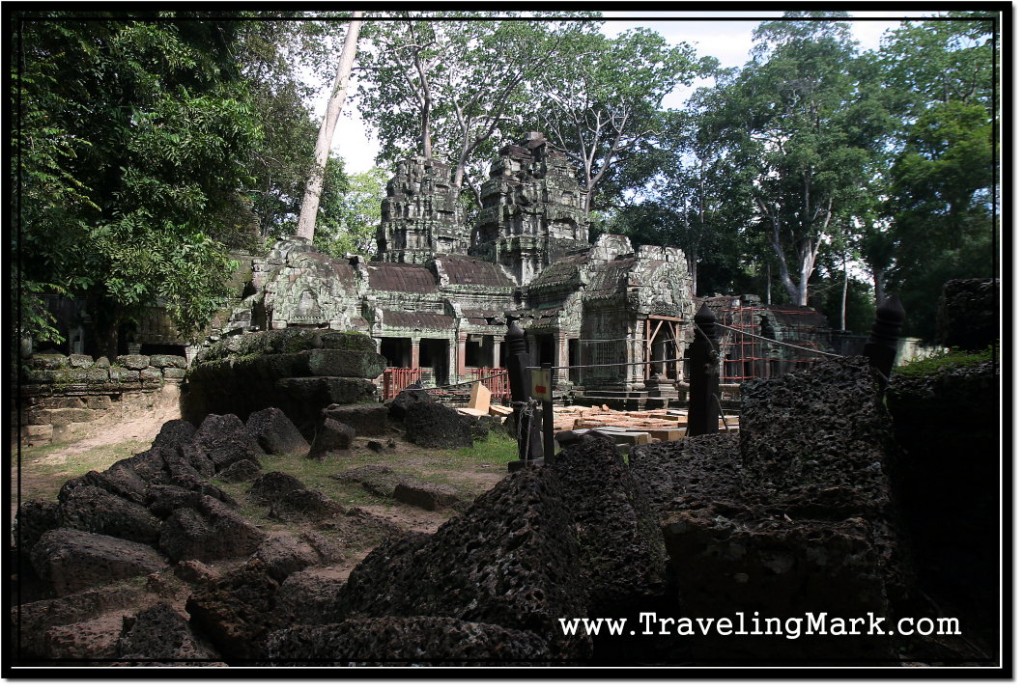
<box><xmin>358</xmin><ymin>15</ymin><xmax>599</xmax><ymax>206</ymax></box>
<box><xmin>313</xmin><ymin>164</ymin><xmax>388</xmax><ymax>258</ymax></box>
<box><xmin>535</xmin><ymin>27</ymin><xmax>702</xmax><ymax>216</ymax></box>
<box><xmin>295</xmin><ymin>13</ymin><xmax>362</xmax><ymax>242</ymax></box>
<box><xmin>13</xmin><ymin>13</ymin><xmax>263</xmax><ymax>356</ymax></box>
<box><xmin>234</xmin><ymin>17</ymin><xmax>331</xmax><ymax>240</ymax></box>
<box><xmin>877</xmin><ymin>13</ymin><xmax>997</xmax><ymax>338</ymax></box>
<box><xmin>710</xmin><ymin>14</ymin><xmax>884</xmax><ymax>306</ymax></box>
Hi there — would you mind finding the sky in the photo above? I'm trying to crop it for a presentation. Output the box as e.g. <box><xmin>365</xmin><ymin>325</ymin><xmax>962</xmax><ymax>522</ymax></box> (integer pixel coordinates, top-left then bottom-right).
<box><xmin>318</xmin><ymin>10</ymin><xmax>941</xmax><ymax>175</ymax></box>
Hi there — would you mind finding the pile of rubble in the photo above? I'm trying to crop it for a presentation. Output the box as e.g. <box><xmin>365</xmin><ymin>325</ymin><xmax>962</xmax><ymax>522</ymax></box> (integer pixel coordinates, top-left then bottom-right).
<box><xmin>12</xmin><ymin>356</ymin><xmax>992</xmax><ymax>666</ymax></box>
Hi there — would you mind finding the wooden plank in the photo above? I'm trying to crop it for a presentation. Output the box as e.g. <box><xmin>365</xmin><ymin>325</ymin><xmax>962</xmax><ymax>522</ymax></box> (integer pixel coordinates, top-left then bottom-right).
<box><xmin>456</xmin><ymin>407</ymin><xmax>488</xmax><ymax>417</ymax></box>
<box><xmin>647</xmin><ymin>428</ymin><xmax>686</xmax><ymax>442</ymax></box>
<box><xmin>468</xmin><ymin>381</ymin><xmax>491</xmax><ymax>413</ymax></box>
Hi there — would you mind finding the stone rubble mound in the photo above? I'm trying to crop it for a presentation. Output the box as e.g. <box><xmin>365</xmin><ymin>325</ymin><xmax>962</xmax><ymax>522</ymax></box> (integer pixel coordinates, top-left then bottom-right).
<box><xmin>266</xmin><ymin>616</ymin><xmax>550</xmax><ymax>665</ymax></box>
<box><xmin>631</xmin><ymin>357</ymin><xmax>907</xmax><ymax>663</ymax></box>
<box><xmin>14</xmin><ymin>355</ymin><xmax>981</xmax><ymax>665</ymax></box>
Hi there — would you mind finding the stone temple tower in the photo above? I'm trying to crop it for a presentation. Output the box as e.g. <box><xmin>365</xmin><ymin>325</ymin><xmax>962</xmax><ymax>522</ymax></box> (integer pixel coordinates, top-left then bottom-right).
<box><xmin>377</xmin><ymin>157</ymin><xmax>468</xmax><ymax>264</ymax></box>
<box><xmin>471</xmin><ymin>132</ymin><xmax>590</xmax><ymax>285</ymax></box>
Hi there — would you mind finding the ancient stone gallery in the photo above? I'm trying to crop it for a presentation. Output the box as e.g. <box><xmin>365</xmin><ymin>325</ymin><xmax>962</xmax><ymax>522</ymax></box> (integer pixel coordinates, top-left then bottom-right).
<box><xmin>233</xmin><ymin>132</ymin><xmax>696</xmax><ymax>404</ymax></box>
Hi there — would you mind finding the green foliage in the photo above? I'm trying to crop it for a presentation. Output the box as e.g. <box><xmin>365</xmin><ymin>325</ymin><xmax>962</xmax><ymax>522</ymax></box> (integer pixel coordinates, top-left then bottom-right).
<box><xmin>359</xmin><ymin>15</ymin><xmax>599</xmax><ymax>204</ymax></box>
<box><xmin>535</xmin><ymin>26</ymin><xmax>704</xmax><ymax>214</ymax></box>
<box><xmin>15</xmin><ymin>279</ymin><xmax>65</xmax><ymax>344</ymax></box>
<box><xmin>313</xmin><ymin>165</ymin><xmax>388</xmax><ymax>258</ymax></box>
<box><xmin>14</xmin><ymin>14</ymin><xmax>264</xmax><ymax>347</ymax></box>
<box><xmin>235</xmin><ymin>19</ymin><xmax>340</xmax><ymax>239</ymax></box>
<box><xmin>713</xmin><ymin>18</ymin><xmax>883</xmax><ymax>306</ymax></box>
<box><xmin>893</xmin><ymin>344</ymin><xmax>996</xmax><ymax>378</ymax></box>
<box><xmin>878</xmin><ymin>16</ymin><xmax>997</xmax><ymax>339</ymax></box>
<box><xmin>810</xmin><ymin>275</ymin><xmax>876</xmax><ymax>334</ymax></box>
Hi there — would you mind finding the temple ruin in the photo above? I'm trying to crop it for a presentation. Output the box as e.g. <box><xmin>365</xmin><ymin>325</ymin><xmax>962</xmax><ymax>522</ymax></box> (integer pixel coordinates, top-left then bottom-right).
<box><xmin>229</xmin><ymin>132</ymin><xmax>697</xmax><ymax>407</ymax></box>
<box><xmin>25</xmin><ymin>132</ymin><xmax>847</xmax><ymax>409</ymax></box>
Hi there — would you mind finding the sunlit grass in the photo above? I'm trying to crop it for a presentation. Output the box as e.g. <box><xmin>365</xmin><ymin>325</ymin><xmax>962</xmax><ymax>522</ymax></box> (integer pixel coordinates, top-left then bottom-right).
<box><xmin>13</xmin><ymin>429</ymin><xmax>516</xmax><ymax>510</ymax></box>
<box><xmin>13</xmin><ymin>438</ymin><xmax>153</xmax><ymax>504</ymax></box>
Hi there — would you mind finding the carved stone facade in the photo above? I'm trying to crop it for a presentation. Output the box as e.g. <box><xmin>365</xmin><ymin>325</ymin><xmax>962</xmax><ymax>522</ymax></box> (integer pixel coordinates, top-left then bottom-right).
<box><xmin>377</xmin><ymin>157</ymin><xmax>467</xmax><ymax>264</ymax></box>
<box><xmin>471</xmin><ymin>132</ymin><xmax>590</xmax><ymax>286</ymax></box>
<box><xmin>216</xmin><ymin>133</ymin><xmax>696</xmax><ymax>403</ymax></box>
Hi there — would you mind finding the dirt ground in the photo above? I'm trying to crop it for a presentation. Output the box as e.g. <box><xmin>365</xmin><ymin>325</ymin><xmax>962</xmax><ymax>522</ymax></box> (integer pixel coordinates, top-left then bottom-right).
<box><xmin>11</xmin><ymin>401</ymin><xmax>518</xmax><ymax>661</ymax></box>
<box><xmin>11</xmin><ymin>398</ymin><xmax>512</xmax><ymax>560</ymax></box>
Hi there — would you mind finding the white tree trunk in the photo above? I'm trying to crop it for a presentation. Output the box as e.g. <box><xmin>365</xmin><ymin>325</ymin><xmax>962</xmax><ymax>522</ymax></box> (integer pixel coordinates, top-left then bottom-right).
<box><xmin>840</xmin><ymin>249</ymin><xmax>848</xmax><ymax>331</ymax></box>
<box><xmin>295</xmin><ymin>14</ymin><xmax>363</xmax><ymax>242</ymax></box>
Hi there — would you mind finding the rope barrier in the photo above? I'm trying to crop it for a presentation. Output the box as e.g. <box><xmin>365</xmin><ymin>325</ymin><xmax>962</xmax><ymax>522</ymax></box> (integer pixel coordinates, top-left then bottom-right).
<box><xmin>412</xmin><ymin>370</ymin><xmax>508</xmax><ymax>392</ymax></box>
<box><xmin>403</xmin><ymin>323</ymin><xmax>839</xmax><ymax>393</ymax></box>
<box><xmin>525</xmin><ymin>356</ymin><xmax>687</xmax><ymax>372</ymax></box>
<box><xmin>715</xmin><ymin>323</ymin><xmax>841</xmax><ymax>359</ymax></box>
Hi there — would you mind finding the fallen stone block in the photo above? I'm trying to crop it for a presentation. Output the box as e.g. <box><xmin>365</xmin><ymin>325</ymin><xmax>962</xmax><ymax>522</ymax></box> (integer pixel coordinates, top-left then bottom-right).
<box><xmin>185</xmin><ymin>563</ymin><xmax>285</xmax><ymax>662</ymax></box>
<box><xmin>274</xmin><ymin>569</ymin><xmax>349</xmax><ymax>627</ymax></box>
<box><xmin>152</xmin><ymin>419</ymin><xmax>197</xmax><ymax>451</ymax></box>
<box><xmin>321</xmin><ymin>403</ymin><xmax>392</xmax><ymax>436</ymax></box>
<box><xmin>111</xmin><ymin>447</ymin><xmax>175</xmax><ymax>486</ymax></box>
<box><xmin>11</xmin><ymin>580</ymin><xmax>151</xmax><ymax>660</ymax></box>
<box><xmin>57</xmin><ymin>485</ymin><xmax>163</xmax><ymax>546</ymax></box>
<box><xmin>307</xmin><ymin>418</ymin><xmax>355</xmax><ymax>458</ymax></box>
<box><xmin>247</xmin><ymin>471</ymin><xmax>307</xmax><ymax>505</ymax></box>
<box><xmin>216</xmin><ymin>458</ymin><xmax>263</xmax><ymax>483</ymax></box>
<box><xmin>31</xmin><ymin>529</ymin><xmax>166</xmax><ymax>597</ymax></box>
<box><xmin>268</xmin><ymin>489</ymin><xmax>344</xmax><ymax>523</ymax></box>
<box><xmin>44</xmin><ymin>616</ymin><xmax>122</xmax><ymax>660</ymax></box>
<box><xmin>251</xmin><ymin>534</ymin><xmax>321</xmax><ymax>583</ymax></box>
<box><xmin>403</xmin><ymin>399</ymin><xmax>474</xmax><ymax>449</ymax></box>
<box><xmin>246</xmin><ymin>407</ymin><xmax>309</xmax><ymax>456</ymax></box>
<box><xmin>159</xmin><ymin>495</ymin><xmax>265</xmax><ymax>563</ymax></box>
<box><xmin>191</xmin><ymin>413</ymin><xmax>262</xmax><ymax>472</ymax></box>
<box><xmin>392</xmin><ymin>478</ymin><xmax>465</xmax><ymax>512</ymax></box>
<box><xmin>117</xmin><ymin>602</ymin><xmax>219</xmax><ymax>662</ymax></box>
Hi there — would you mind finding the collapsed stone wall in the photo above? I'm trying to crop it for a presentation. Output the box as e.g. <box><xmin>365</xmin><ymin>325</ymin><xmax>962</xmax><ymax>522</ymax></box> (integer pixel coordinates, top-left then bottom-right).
<box><xmin>18</xmin><ymin>354</ymin><xmax>186</xmax><ymax>445</ymax></box>
<box><xmin>12</xmin><ymin>350</ymin><xmax>995</xmax><ymax>665</ymax></box>
<box><xmin>181</xmin><ymin>329</ymin><xmax>387</xmax><ymax>439</ymax></box>
<box><xmin>631</xmin><ymin>358</ymin><xmax>915</xmax><ymax>663</ymax></box>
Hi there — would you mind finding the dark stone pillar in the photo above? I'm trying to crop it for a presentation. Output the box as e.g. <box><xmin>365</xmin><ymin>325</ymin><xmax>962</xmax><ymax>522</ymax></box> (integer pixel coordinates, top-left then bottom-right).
<box><xmin>688</xmin><ymin>303</ymin><xmax>721</xmax><ymax>436</ymax></box>
<box><xmin>862</xmin><ymin>294</ymin><xmax>905</xmax><ymax>389</ymax></box>
<box><xmin>506</xmin><ymin>319</ymin><xmax>542</xmax><ymax>465</ymax></box>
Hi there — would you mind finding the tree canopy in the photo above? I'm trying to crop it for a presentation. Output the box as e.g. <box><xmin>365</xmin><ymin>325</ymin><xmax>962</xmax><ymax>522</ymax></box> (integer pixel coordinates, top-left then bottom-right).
<box><xmin>14</xmin><ymin>14</ymin><xmax>263</xmax><ymax>355</ymax></box>
<box><xmin>12</xmin><ymin>11</ymin><xmax>1002</xmax><ymax>351</ymax></box>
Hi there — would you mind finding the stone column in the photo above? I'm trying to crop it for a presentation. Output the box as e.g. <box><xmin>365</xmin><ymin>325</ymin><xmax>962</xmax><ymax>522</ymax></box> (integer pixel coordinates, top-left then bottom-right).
<box><xmin>555</xmin><ymin>332</ymin><xmax>569</xmax><ymax>387</ymax></box>
<box><xmin>625</xmin><ymin>320</ymin><xmax>646</xmax><ymax>390</ymax></box>
<box><xmin>410</xmin><ymin>337</ymin><xmax>421</xmax><ymax>371</ymax></box>
<box><xmin>457</xmin><ymin>332</ymin><xmax>468</xmax><ymax>381</ymax></box>
<box><xmin>492</xmin><ymin>336</ymin><xmax>504</xmax><ymax>369</ymax></box>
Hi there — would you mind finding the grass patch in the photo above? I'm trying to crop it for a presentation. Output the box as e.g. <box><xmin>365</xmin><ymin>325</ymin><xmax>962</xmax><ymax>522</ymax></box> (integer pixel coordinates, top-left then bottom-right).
<box><xmin>14</xmin><ymin>438</ymin><xmax>153</xmax><ymax>504</ymax></box>
<box><xmin>14</xmin><ymin>430</ymin><xmax>515</xmax><ymax>513</ymax></box>
<box><xmin>449</xmin><ymin>432</ymin><xmax>518</xmax><ymax>467</ymax></box>
<box><xmin>894</xmin><ymin>345</ymin><xmax>996</xmax><ymax>378</ymax></box>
